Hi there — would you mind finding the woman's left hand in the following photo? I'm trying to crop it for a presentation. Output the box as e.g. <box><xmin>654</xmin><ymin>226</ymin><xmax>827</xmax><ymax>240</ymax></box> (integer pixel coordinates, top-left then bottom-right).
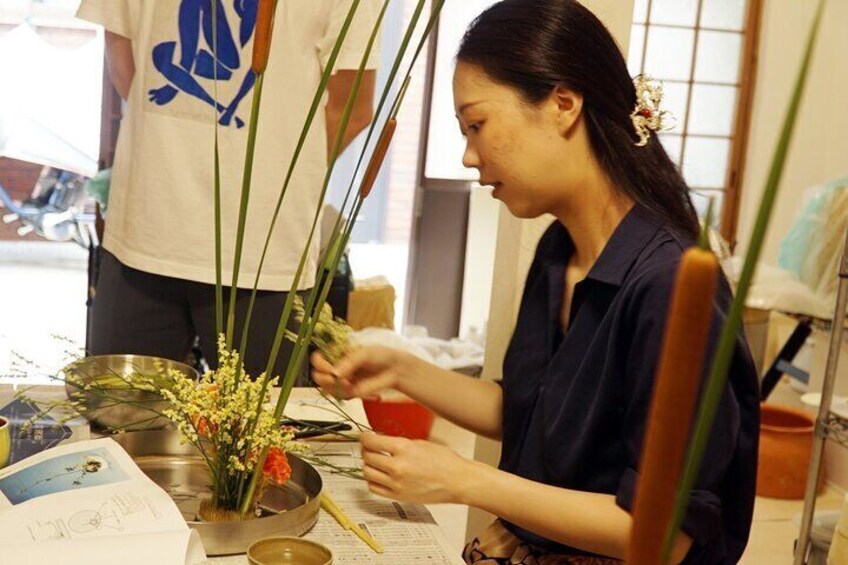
<box><xmin>360</xmin><ymin>432</ymin><xmax>472</xmax><ymax>505</ymax></box>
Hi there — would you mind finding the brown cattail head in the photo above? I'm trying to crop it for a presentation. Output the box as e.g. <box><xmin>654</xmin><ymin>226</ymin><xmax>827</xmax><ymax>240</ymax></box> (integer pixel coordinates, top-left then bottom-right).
<box><xmin>627</xmin><ymin>247</ymin><xmax>719</xmax><ymax>565</ymax></box>
<box><xmin>251</xmin><ymin>0</ymin><xmax>278</xmax><ymax>75</ymax></box>
<box><xmin>359</xmin><ymin>118</ymin><xmax>397</xmax><ymax>199</ymax></box>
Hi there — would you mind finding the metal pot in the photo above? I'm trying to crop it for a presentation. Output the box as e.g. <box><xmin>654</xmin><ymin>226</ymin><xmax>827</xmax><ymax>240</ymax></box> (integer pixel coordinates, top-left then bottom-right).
<box><xmin>62</xmin><ymin>355</ymin><xmax>198</xmax><ymax>431</ymax></box>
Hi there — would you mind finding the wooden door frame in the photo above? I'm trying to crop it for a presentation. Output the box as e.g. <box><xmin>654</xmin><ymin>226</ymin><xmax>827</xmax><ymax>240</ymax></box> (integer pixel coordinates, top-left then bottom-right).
<box><xmin>720</xmin><ymin>0</ymin><xmax>765</xmax><ymax>250</ymax></box>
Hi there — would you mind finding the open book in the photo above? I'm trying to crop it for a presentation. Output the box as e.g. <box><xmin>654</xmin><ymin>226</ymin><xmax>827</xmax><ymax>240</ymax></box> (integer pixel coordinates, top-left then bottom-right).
<box><xmin>0</xmin><ymin>438</ymin><xmax>206</xmax><ymax>564</ymax></box>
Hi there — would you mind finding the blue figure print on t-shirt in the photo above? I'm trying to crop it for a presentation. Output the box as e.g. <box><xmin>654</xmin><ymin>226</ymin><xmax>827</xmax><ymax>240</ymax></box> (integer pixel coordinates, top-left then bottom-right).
<box><xmin>149</xmin><ymin>0</ymin><xmax>259</xmax><ymax>128</ymax></box>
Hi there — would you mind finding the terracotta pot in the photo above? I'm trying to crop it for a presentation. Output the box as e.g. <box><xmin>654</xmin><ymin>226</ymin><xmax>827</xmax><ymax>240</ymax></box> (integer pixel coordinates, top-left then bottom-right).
<box><xmin>757</xmin><ymin>404</ymin><xmax>820</xmax><ymax>499</ymax></box>
<box><xmin>362</xmin><ymin>397</ymin><xmax>435</xmax><ymax>439</ymax></box>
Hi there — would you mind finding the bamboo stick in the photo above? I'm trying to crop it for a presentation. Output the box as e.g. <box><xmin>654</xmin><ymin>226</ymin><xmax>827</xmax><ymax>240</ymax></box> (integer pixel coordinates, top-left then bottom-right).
<box><xmin>321</xmin><ymin>493</ymin><xmax>384</xmax><ymax>553</ymax></box>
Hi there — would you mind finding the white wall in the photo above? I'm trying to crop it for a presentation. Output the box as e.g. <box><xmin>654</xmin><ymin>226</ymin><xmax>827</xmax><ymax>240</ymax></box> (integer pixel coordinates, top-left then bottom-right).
<box><xmin>736</xmin><ymin>0</ymin><xmax>848</xmax><ymax>263</ymax></box>
<box><xmin>459</xmin><ymin>185</ymin><xmax>501</xmax><ymax>340</ymax></box>
<box><xmin>466</xmin><ymin>0</ymin><xmax>636</xmax><ymax>540</ymax></box>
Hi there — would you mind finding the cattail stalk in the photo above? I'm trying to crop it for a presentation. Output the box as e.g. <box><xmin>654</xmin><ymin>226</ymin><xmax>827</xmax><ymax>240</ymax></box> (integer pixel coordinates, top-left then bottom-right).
<box><xmin>664</xmin><ymin>1</ymin><xmax>826</xmax><ymax>562</ymax></box>
<box><xmin>235</xmin><ymin>0</ymin><xmax>445</xmax><ymax>516</ymax></box>
<box><xmin>251</xmin><ymin>0</ymin><xmax>278</xmax><ymax>75</ymax></box>
<box><xmin>360</xmin><ymin>118</ymin><xmax>397</xmax><ymax>198</ymax></box>
<box><xmin>627</xmin><ymin>247</ymin><xmax>718</xmax><ymax>564</ymax></box>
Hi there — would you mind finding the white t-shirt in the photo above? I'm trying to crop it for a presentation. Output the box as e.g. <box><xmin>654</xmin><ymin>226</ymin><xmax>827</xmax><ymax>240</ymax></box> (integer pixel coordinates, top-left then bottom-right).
<box><xmin>77</xmin><ymin>0</ymin><xmax>381</xmax><ymax>290</ymax></box>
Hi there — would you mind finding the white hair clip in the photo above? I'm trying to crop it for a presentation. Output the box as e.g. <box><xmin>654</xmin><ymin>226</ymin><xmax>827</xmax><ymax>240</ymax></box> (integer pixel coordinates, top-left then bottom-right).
<box><xmin>630</xmin><ymin>75</ymin><xmax>672</xmax><ymax>147</ymax></box>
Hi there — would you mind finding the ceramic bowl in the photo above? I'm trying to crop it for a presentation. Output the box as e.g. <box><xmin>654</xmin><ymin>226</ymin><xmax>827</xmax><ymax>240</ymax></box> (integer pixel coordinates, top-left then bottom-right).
<box><xmin>247</xmin><ymin>536</ymin><xmax>333</xmax><ymax>565</ymax></box>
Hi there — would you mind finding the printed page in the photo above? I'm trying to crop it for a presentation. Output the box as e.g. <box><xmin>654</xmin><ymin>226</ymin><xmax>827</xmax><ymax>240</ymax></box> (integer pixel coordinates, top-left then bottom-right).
<box><xmin>2</xmin><ymin>529</ymin><xmax>207</xmax><ymax>565</ymax></box>
<box><xmin>0</xmin><ymin>438</ymin><xmax>204</xmax><ymax>563</ymax></box>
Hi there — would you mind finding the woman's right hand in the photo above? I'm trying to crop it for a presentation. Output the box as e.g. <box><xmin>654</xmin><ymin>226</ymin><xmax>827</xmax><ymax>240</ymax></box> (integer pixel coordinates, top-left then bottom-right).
<box><xmin>310</xmin><ymin>346</ymin><xmax>413</xmax><ymax>399</ymax></box>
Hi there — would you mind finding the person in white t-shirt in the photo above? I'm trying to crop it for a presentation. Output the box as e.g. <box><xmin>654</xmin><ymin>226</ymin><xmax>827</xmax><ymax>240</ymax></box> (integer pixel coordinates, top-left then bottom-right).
<box><xmin>77</xmin><ymin>0</ymin><xmax>381</xmax><ymax>382</ymax></box>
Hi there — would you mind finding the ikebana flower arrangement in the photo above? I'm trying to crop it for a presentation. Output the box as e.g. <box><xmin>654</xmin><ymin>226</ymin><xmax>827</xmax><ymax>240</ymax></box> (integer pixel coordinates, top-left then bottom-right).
<box><xmin>191</xmin><ymin>0</ymin><xmax>444</xmax><ymax>519</ymax></box>
<box><xmin>159</xmin><ymin>337</ymin><xmax>306</xmax><ymax>521</ymax></box>
<box><xmin>627</xmin><ymin>0</ymin><xmax>826</xmax><ymax>562</ymax></box>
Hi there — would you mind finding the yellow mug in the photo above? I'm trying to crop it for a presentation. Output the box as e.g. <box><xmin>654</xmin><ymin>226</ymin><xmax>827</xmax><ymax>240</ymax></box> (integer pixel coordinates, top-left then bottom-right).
<box><xmin>0</xmin><ymin>416</ymin><xmax>10</xmax><ymax>469</ymax></box>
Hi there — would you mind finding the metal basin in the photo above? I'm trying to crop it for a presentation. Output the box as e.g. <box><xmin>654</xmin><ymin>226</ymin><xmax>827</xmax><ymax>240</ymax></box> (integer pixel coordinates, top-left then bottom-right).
<box><xmin>63</xmin><ymin>355</ymin><xmax>199</xmax><ymax>431</ymax></box>
<box><xmin>113</xmin><ymin>430</ymin><xmax>322</xmax><ymax>555</ymax></box>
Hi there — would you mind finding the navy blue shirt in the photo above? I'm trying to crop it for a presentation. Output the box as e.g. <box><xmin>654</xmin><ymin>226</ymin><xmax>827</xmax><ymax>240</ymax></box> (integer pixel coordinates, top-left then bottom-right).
<box><xmin>498</xmin><ymin>205</ymin><xmax>759</xmax><ymax>564</ymax></box>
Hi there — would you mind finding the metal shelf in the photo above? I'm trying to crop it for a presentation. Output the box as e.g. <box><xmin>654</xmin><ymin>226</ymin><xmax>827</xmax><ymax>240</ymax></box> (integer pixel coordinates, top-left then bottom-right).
<box><xmin>796</xmin><ymin>227</ymin><xmax>848</xmax><ymax>564</ymax></box>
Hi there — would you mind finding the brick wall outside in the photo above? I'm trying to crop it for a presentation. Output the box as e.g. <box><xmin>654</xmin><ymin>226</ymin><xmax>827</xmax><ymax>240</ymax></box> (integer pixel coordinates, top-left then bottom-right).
<box><xmin>0</xmin><ymin>157</ymin><xmax>42</xmax><ymax>200</ymax></box>
<box><xmin>0</xmin><ymin>158</ymin><xmax>44</xmax><ymax>241</ymax></box>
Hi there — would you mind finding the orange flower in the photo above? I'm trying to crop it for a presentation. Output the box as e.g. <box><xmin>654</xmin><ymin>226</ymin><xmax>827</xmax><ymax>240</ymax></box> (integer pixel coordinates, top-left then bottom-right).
<box><xmin>263</xmin><ymin>448</ymin><xmax>291</xmax><ymax>486</ymax></box>
<box><xmin>190</xmin><ymin>414</ymin><xmax>216</xmax><ymax>437</ymax></box>
<box><xmin>200</xmin><ymin>383</ymin><xmax>219</xmax><ymax>400</ymax></box>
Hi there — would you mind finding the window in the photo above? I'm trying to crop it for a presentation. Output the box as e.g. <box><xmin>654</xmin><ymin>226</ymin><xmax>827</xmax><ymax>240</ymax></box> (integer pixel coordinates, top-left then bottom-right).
<box><xmin>628</xmin><ymin>0</ymin><xmax>762</xmax><ymax>244</ymax></box>
<box><xmin>423</xmin><ymin>0</ymin><xmax>497</xmax><ymax>181</ymax></box>
<box><xmin>0</xmin><ymin>0</ymin><xmax>103</xmax><ymax>176</ymax></box>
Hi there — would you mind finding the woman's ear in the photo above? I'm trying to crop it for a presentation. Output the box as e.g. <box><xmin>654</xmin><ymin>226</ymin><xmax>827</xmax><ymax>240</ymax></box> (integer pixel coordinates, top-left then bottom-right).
<box><xmin>552</xmin><ymin>86</ymin><xmax>583</xmax><ymax>137</ymax></box>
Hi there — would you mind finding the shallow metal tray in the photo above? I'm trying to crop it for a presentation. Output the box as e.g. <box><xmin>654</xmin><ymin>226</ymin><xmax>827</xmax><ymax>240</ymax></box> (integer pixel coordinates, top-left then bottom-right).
<box><xmin>114</xmin><ymin>430</ymin><xmax>322</xmax><ymax>556</ymax></box>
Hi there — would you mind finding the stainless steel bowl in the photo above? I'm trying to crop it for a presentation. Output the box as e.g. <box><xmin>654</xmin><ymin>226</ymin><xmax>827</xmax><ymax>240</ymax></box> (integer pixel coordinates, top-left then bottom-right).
<box><xmin>62</xmin><ymin>355</ymin><xmax>199</xmax><ymax>431</ymax></box>
<box><xmin>114</xmin><ymin>430</ymin><xmax>323</xmax><ymax>556</ymax></box>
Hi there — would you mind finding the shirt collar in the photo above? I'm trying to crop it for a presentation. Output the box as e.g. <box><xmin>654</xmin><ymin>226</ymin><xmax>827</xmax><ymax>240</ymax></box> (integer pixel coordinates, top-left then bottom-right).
<box><xmin>545</xmin><ymin>204</ymin><xmax>665</xmax><ymax>288</ymax></box>
<box><xmin>586</xmin><ymin>204</ymin><xmax>664</xmax><ymax>286</ymax></box>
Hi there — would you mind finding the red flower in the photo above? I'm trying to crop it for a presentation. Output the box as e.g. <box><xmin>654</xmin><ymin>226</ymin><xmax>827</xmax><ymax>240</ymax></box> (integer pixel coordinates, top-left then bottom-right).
<box><xmin>263</xmin><ymin>448</ymin><xmax>292</xmax><ymax>486</ymax></box>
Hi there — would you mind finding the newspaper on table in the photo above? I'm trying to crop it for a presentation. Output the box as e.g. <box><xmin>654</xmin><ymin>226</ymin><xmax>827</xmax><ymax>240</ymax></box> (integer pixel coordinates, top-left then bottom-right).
<box><xmin>0</xmin><ymin>438</ymin><xmax>206</xmax><ymax>564</ymax></box>
<box><xmin>207</xmin><ymin>442</ymin><xmax>464</xmax><ymax>565</ymax></box>
<box><xmin>279</xmin><ymin>388</ymin><xmax>369</xmax><ymax>429</ymax></box>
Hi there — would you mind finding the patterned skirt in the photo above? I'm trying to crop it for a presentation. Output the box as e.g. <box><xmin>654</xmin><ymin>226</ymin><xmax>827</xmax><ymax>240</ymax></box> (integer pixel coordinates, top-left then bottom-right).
<box><xmin>462</xmin><ymin>520</ymin><xmax>622</xmax><ymax>565</ymax></box>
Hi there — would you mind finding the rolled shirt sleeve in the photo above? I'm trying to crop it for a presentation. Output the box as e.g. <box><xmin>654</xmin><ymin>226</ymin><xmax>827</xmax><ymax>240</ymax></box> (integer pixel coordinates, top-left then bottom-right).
<box><xmin>76</xmin><ymin>0</ymin><xmax>133</xmax><ymax>39</ymax></box>
<box><xmin>614</xmin><ymin>263</ymin><xmax>742</xmax><ymax>548</ymax></box>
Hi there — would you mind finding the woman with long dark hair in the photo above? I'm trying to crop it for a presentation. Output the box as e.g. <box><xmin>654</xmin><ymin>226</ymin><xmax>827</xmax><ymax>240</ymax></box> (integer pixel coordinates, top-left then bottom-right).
<box><xmin>312</xmin><ymin>1</ymin><xmax>759</xmax><ymax>563</ymax></box>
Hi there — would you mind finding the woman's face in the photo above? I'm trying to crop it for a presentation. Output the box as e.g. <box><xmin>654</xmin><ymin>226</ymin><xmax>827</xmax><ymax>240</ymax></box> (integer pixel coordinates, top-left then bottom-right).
<box><xmin>452</xmin><ymin>62</ymin><xmax>579</xmax><ymax>219</ymax></box>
